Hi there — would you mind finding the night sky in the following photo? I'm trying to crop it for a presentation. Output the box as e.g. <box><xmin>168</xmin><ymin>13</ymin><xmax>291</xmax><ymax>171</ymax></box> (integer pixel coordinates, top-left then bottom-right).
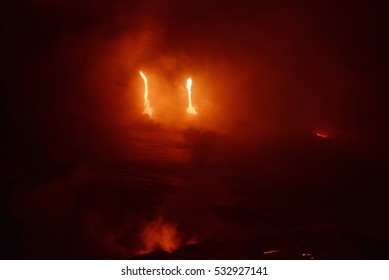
<box><xmin>1</xmin><ymin>0</ymin><xmax>388</xmax><ymax>259</ymax></box>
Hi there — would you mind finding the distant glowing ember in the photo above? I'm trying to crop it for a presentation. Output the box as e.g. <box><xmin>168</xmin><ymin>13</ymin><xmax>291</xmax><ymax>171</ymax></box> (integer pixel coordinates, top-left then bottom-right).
<box><xmin>185</xmin><ymin>78</ymin><xmax>198</xmax><ymax>115</ymax></box>
<box><xmin>302</xmin><ymin>253</ymin><xmax>314</xmax><ymax>259</ymax></box>
<box><xmin>263</xmin><ymin>249</ymin><xmax>281</xmax><ymax>255</ymax></box>
<box><xmin>315</xmin><ymin>132</ymin><xmax>328</xmax><ymax>138</ymax></box>
<box><xmin>139</xmin><ymin>70</ymin><xmax>153</xmax><ymax>118</ymax></box>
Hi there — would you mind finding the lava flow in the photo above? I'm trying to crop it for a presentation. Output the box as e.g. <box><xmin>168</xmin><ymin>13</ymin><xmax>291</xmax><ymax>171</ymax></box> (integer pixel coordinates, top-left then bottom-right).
<box><xmin>139</xmin><ymin>70</ymin><xmax>153</xmax><ymax>117</ymax></box>
<box><xmin>185</xmin><ymin>78</ymin><xmax>198</xmax><ymax>115</ymax></box>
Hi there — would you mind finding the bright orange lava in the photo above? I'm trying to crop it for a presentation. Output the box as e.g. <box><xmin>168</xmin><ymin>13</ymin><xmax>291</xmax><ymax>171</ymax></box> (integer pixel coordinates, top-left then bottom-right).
<box><xmin>139</xmin><ymin>70</ymin><xmax>153</xmax><ymax>118</ymax></box>
<box><xmin>186</xmin><ymin>78</ymin><xmax>198</xmax><ymax>115</ymax></box>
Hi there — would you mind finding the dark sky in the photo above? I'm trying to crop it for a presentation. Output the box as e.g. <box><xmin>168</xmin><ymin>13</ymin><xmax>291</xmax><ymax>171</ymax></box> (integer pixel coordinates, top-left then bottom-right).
<box><xmin>1</xmin><ymin>0</ymin><xmax>388</xmax><ymax>259</ymax></box>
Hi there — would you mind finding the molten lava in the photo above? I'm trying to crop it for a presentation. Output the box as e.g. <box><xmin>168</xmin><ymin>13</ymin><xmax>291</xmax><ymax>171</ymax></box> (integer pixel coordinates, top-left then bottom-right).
<box><xmin>139</xmin><ymin>70</ymin><xmax>153</xmax><ymax>118</ymax></box>
<box><xmin>139</xmin><ymin>218</ymin><xmax>181</xmax><ymax>254</ymax></box>
<box><xmin>185</xmin><ymin>78</ymin><xmax>198</xmax><ymax>115</ymax></box>
<box><xmin>315</xmin><ymin>132</ymin><xmax>328</xmax><ymax>138</ymax></box>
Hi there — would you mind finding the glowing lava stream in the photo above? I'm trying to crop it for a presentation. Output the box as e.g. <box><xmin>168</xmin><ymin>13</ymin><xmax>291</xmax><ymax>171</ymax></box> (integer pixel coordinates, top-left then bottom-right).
<box><xmin>186</xmin><ymin>78</ymin><xmax>198</xmax><ymax>115</ymax></box>
<box><xmin>139</xmin><ymin>71</ymin><xmax>153</xmax><ymax>117</ymax></box>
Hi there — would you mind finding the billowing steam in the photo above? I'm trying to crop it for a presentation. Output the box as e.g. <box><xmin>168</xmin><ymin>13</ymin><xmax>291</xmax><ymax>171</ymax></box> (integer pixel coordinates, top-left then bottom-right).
<box><xmin>138</xmin><ymin>217</ymin><xmax>181</xmax><ymax>254</ymax></box>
